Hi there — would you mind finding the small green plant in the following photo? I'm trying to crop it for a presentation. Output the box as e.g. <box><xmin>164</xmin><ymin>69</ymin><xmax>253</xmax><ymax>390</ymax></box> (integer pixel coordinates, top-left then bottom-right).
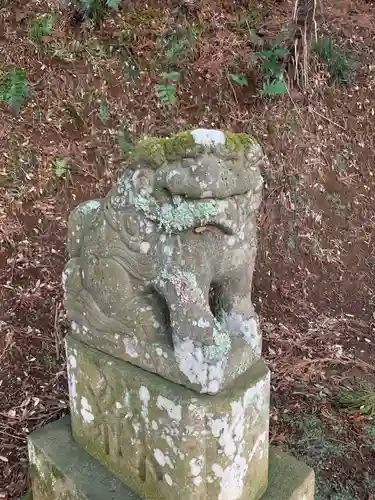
<box><xmin>76</xmin><ymin>0</ymin><xmax>120</xmax><ymax>22</ymax></box>
<box><xmin>155</xmin><ymin>72</ymin><xmax>180</xmax><ymax>105</ymax></box>
<box><xmin>98</xmin><ymin>101</ymin><xmax>109</xmax><ymax>124</ymax></box>
<box><xmin>28</xmin><ymin>14</ymin><xmax>55</xmax><ymax>42</ymax></box>
<box><xmin>0</xmin><ymin>68</ymin><xmax>29</xmax><ymax>114</ymax></box>
<box><xmin>118</xmin><ymin>127</ymin><xmax>133</xmax><ymax>155</ymax></box>
<box><xmin>255</xmin><ymin>38</ymin><xmax>289</xmax><ymax>97</ymax></box>
<box><xmin>164</xmin><ymin>25</ymin><xmax>198</xmax><ymax>66</ymax></box>
<box><xmin>106</xmin><ymin>0</ymin><xmax>121</xmax><ymax>9</ymax></box>
<box><xmin>313</xmin><ymin>36</ymin><xmax>355</xmax><ymax>84</ymax></box>
<box><xmin>336</xmin><ymin>380</ymin><xmax>375</xmax><ymax>417</ymax></box>
<box><xmin>52</xmin><ymin>158</ymin><xmax>69</xmax><ymax>179</ymax></box>
<box><xmin>364</xmin><ymin>423</ymin><xmax>375</xmax><ymax>440</ymax></box>
<box><xmin>229</xmin><ymin>73</ymin><xmax>248</xmax><ymax>87</ymax></box>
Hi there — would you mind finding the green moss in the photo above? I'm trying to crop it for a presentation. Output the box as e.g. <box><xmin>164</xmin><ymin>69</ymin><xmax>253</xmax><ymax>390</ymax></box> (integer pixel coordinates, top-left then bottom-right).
<box><xmin>162</xmin><ymin>131</ymin><xmax>195</xmax><ymax>160</ymax></box>
<box><xmin>129</xmin><ymin>130</ymin><xmax>258</xmax><ymax>167</ymax></box>
<box><xmin>129</xmin><ymin>131</ymin><xmax>197</xmax><ymax>167</ymax></box>
<box><xmin>129</xmin><ymin>137</ymin><xmax>166</xmax><ymax>166</ymax></box>
<box><xmin>224</xmin><ymin>132</ymin><xmax>257</xmax><ymax>153</ymax></box>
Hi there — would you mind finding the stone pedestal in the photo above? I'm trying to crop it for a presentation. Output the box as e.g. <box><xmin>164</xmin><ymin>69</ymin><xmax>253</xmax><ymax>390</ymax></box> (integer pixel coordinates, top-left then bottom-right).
<box><xmin>66</xmin><ymin>336</ymin><xmax>270</xmax><ymax>500</ymax></box>
<box><xmin>27</xmin><ymin>417</ymin><xmax>315</xmax><ymax>500</ymax></box>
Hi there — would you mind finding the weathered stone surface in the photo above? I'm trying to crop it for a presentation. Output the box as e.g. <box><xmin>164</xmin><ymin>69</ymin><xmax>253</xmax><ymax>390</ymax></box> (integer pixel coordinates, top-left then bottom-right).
<box><xmin>262</xmin><ymin>449</ymin><xmax>315</xmax><ymax>500</ymax></box>
<box><xmin>27</xmin><ymin>416</ymin><xmax>139</xmax><ymax>500</ymax></box>
<box><xmin>66</xmin><ymin>335</ymin><xmax>270</xmax><ymax>500</ymax></box>
<box><xmin>63</xmin><ymin>129</ymin><xmax>264</xmax><ymax>394</ymax></box>
<box><xmin>28</xmin><ymin>416</ymin><xmax>314</xmax><ymax>500</ymax></box>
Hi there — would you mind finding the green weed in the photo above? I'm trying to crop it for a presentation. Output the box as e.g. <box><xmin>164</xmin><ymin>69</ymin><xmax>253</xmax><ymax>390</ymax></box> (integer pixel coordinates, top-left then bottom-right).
<box><xmin>118</xmin><ymin>127</ymin><xmax>133</xmax><ymax>156</ymax></box>
<box><xmin>164</xmin><ymin>25</ymin><xmax>198</xmax><ymax>67</ymax></box>
<box><xmin>313</xmin><ymin>37</ymin><xmax>355</xmax><ymax>84</ymax></box>
<box><xmin>76</xmin><ymin>0</ymin><xmax>120</xmax><ymax>22</ymax></box>
<box><xmin>106</xmin><ymin>0</ymin><xmax>121</xmax><ymax>9</ymax></box>
<box><xmin>52</xmin><ymin>158</ymin><xmax>69</xmax><ymax>179</ymax></box>
<box><xmin>286</xmin><ymin>414</ymin><xmax>355</xmax><ymax>499</ymax></box>
<box><xmin>255</xmin><ymin>37</ymin><xmax>289</xmax><ymax>97</ymax></box>
<box><xmin>229</xmin><ymin>73</ymin><xmax>249</xmax><ymax>87</ymax></box>
<box><xmin>0</xmin><ymin>68</ymin><xmax>29</xmax><ymax>115</ymax></box>
<box><xmin>28</xmin><ymin>14</ymin><xmax>55</xmax><ymax>42</ymax></box>
<box><xmin>155</xmin><ymin>72</ymin><xmax>180</xmax><ymax>105</ymax></box>
<box><xmin>98</xmin><ymin>101</ymin><xmax>109</xmax><ymax>124</ymax></box>
<box><xmin>336</xmin><ymin>380</ymin><xmax>375</xmax><ymax>417</ymax></box>
<box><xmin>288</xmin><ymin>414</ymin><xmax>343</xmax><ymax>467</ymax></box>
<box><xmin>364</xmin><ymin>423</ymin><xmax>375</xmax><ymax>453</ymax></box>
<box><xmin>364</xmin><ymin>423</ymin><xmax>375</xmax><ymax>439</ymax></box>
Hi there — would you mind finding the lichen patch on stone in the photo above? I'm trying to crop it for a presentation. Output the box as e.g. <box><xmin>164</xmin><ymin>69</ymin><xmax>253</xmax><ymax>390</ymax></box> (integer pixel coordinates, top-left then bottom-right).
<box><xmin>156</xmin><ymin>395</ymin><xmax>182</xmax><ymax>421</ymax></box>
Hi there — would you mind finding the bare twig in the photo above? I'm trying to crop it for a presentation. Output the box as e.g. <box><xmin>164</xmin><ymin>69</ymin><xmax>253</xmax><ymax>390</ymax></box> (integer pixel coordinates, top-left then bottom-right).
<box><xmin>226</xmin><ymin>73</ymin><xmax>239</xmax><ymax>105</ymax></box>
<box><xmin>308</xmin><ymin>106</ymin><xmax>347</xmax><ymax>130</ymax></box>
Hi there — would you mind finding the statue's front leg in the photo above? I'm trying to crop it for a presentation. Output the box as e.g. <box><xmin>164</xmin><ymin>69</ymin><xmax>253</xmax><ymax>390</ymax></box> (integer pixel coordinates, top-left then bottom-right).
<box><xmin>211</xmin><ymin>258</ymin><xmax>261</xmax><ymax>360</ymax></box>
<box><xmin>152</xmin><ymin>265</ymin><xmax>232</xmax><ymax>393</ymax></box>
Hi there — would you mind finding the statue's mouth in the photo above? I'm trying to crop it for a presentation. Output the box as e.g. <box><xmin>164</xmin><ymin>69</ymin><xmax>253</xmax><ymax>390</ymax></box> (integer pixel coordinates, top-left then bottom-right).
<box><xmin>193</xmin><ymin>223</ymin><xmax>234</xmax><ymax>236</ymax></box>
<box><xmin>135</xmin><ymin>190</ymin><xmax>245</xmax><ymax>236</ymax></box>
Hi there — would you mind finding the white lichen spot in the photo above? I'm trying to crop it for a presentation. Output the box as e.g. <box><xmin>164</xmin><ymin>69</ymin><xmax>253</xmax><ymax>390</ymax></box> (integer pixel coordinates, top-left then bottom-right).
<box><xmin>80</xmin><ymin>397</ymin><xmax>94</xmax><ymax>424</ymax></box>
<box><xmin>243</xmin><ymin>376</ymin><xmax>269</xmax><ymax>414</ymax></box>
<box><xmin>188</xmin><ymin>403</ymin><xmax>205</xmax><ymax>420</ymax></box>
<box><xmin>156</xmin><ymin>396</ymin><xmax>182</xmax><ymax>421</ymax></box>
<box><xmin>202</xmin><ymin>190</ymin><xmax>213</xmax><ymax>198</ymax></box>
<box><xmin>248</xmin><ymin>430</ymin><xmax>267</xmax><ymax>461</ymax></box>
<box><xmin>154</xmin><ymin>448</ymin><xmax>166</xmax><ymax>467</ymax></box>
<box><xmin>165</xmin><ymin>473</ymin><xmax>173</xmax><ymax>486</ymax></box>
<box><xmin>212</xmin><ymin>463</ymin><xmax>223</xmax><ymax>478</ymax></box>
<box><xmin>197</xmin><ymin>318</ymin><xmax>210</xmax><ymax>328</ymax></box>
<box><xmin>123</xmin><ymin>337</ymin><xmax>139</xmax><ymax>358</ymax></box>
<box><xmin>132</xmin><ymin>421</ymin><xmax>141</xmax><ymax>435</ymax></box>
<box><xmin>217</xmin><ymin>456</ymin><xmax>248</xmax><ymax>500</ymax></box>
<box><xmin>116</xmin><ymin>402</ymin><xmax>123</xmax><ymax>409</ymax></box>
<box><xmin>151</xmin><ymin>420</ymin><xmax>158</xmax><ymax>430</ymax></box>
<box><xmin>156</xmin><ymin>347</ymin><xmax>163</xmax><ymax>356</ymax></box>
<box><xmin>139</xmin><ymin>386</ymin><xmax>150</xmax><ymax>406</ymax></box>
<box><xmin>140</xmin><ymin>241</ymin><xmax>150</xmax><ymax>254</ymax></box>
<box><xmin>28</xmin><ymin>441</ymin><xmax>45</xmax><ymax>479</ymax></box>
<box><xmin>208</xmin><ymin>400</ymin><xmax>246</xmax><ymax>460</ymax></box>
<box><xmin>66</xmin><ymin>352</ymin><xmax>77</xmax><ymax>413</ymax></box>
<box><xmin>68</xmin><ymin>353</ymin><xmax>77</xmax><ymax>369</ymax></box>
<box><xmin>193</xmin><ymin>476</ymin><xmax>202</xmax><ymax>486</ymax></box>
<box><xmin>190</xmin><ymin>457</ymin><xmax>203</xmax><ymax>477</ymax></box>
<box><xmin>175</xmin><ymin>339</ymin><xmax>226</xmax><ymax>394</ymax></box>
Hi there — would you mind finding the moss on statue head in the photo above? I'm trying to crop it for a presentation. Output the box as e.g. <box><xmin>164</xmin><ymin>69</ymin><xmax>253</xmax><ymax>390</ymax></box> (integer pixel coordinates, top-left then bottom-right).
<box><xmin>224</xmin><ymin>132</ymin><xmax>257</xmax><ymax>153</ymax></box>
<box><xmin>129</xmin><ymin>132</ymin><xmax>196</xmax><ymax>168</ymax></box>
<box><xmin>129</xmin><ymin>130</ymin><xmax>260</xmax><ymax>168</ymax></box>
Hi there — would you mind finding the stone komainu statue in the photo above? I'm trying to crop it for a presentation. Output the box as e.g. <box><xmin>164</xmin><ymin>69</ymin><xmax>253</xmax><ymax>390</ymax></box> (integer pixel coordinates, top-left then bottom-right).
<box><xmin>63</xmin><ymin>129</ymin><xmax>264</xmax><ymax>394</ymax></box>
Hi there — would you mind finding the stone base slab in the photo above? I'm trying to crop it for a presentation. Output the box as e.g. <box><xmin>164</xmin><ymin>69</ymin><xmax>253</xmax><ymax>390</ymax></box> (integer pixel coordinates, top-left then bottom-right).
<box><xmin>27</xmin><ymin>416</ymin><xmax>315</xmax><ymax>500</ymax></box>
<box><xmin>66</xmin><ymin>335</ymin><xmax>270</xmax><ymax>500</ymax></box>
